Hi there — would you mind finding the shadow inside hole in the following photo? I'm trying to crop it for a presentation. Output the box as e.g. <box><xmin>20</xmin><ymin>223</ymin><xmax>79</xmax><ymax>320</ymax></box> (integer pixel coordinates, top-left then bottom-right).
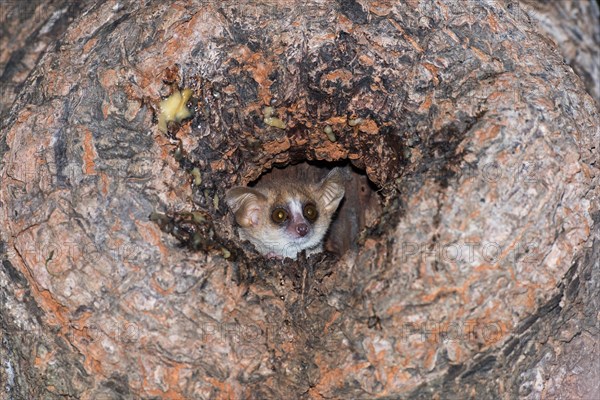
<box><xmin>250</xmin><ymin>161</ymin><xmax>383</xmax><ymax>257</ymax></box>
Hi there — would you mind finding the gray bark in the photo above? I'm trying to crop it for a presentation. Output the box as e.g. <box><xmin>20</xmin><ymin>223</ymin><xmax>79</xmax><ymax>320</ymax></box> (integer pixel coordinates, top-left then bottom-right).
<box><xmin>1</xmin><ymin>0</ymin><xmax>598</xmax><ymax>399</ymax></box>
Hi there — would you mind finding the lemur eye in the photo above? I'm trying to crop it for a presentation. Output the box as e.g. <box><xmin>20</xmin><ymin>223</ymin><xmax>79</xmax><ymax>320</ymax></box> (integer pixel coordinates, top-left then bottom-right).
<box><xmin>303</xmin><ymin>203</ymin><xmax>319</xmax><ymax>222</ymax></box>
<box><xmin>271</xmin><ymin>208</ymin><xmax>288</xmax><ymax>224</ymax></box>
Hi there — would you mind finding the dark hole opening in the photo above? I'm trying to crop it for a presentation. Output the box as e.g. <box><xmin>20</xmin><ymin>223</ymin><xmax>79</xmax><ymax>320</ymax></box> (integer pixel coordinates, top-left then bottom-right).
<box><xmin>248</xmin><ymin>160</ymin><xmax>383</xmax><ymax>257</ymax></box>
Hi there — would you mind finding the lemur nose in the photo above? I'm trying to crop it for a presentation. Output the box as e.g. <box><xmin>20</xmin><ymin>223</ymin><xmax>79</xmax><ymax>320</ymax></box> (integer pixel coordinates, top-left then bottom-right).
<box><xmin>296</xmin><ymin>223</ymin><xmax>308</xmax><ymax>237</ymax></box>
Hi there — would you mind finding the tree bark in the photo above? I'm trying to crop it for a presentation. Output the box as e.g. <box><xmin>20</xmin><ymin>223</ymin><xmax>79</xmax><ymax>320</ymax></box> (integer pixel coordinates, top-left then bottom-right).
<box><xmin>1</xmin><ymin>1</ymin><xmax>598</xmax><ymax>399</ymax></box>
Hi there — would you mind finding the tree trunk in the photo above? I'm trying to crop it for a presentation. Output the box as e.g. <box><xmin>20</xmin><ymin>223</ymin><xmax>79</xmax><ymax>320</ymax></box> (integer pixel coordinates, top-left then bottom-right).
<box><xmin>1</xmin><ymin>1</ymin><xmax>598</xmax><ymax>399</ymax></box>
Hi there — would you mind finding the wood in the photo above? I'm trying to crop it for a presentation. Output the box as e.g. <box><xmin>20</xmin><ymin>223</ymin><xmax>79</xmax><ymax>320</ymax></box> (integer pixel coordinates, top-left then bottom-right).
<box><xmin>1</xmin><ymin>1</ymin><xmax>599</xmax><ymax>398</ymax></box>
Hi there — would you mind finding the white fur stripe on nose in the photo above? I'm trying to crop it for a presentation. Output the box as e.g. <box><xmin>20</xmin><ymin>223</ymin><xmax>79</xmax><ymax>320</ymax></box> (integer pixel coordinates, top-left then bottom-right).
<box><xmin>288</xmin><ymin>199</ymin><xmax>305</xmax><ymax>221</ymax></box>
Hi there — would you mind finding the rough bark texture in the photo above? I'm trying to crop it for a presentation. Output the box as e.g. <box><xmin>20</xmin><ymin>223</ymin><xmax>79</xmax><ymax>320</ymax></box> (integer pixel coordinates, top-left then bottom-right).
<box><xmin>518</xmin><ymin>0</ymin><xmax>600</xmax><ymax>104</ymax></box>
<box><xmin>1</xmin><ymin>1</ymin><xmax>599</xmax><ymax>399</ymax></box>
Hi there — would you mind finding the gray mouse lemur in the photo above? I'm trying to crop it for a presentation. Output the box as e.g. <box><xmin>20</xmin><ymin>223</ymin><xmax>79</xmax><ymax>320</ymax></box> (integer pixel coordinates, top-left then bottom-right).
<box><xmin>225</xmin><ymin>168</ymin><xmax>346</xmax><ymax>259</ymax></box>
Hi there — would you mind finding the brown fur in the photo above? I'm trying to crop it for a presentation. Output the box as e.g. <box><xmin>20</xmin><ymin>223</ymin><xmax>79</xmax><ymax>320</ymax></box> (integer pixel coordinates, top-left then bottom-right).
<box><xmin>225</xmin><ymin>168</ymin><xmax>347</xmax><ymax>259</ymax></box>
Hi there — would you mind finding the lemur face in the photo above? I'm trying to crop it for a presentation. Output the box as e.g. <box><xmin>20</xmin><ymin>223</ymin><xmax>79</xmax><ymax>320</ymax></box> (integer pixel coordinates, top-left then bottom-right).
<box><xmin>225</xmin><ymin>168</ymin><xmax>346</xmax><ymax>259</ymax></box>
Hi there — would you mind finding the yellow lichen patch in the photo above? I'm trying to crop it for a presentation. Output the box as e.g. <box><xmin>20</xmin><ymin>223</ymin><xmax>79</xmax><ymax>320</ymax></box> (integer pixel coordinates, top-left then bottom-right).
<box><xmin>190</xmin><ymin>167</ymin><xmax>202</xmax><ymax>186</ymax></box>
<box><xmin>192</xmin><ymin>212</ymin><xmax>206</xmax><ymax>223</ymax></box>
<box><xmin>262</xmin><ymin>106</ymin><xmax>275</xmax><ymax>118</ymax></box>
<box><xmin>264</xmin><ymin>117</ymin><xmax>286</xmax><ymax>129</ymax></box>
<box><xmin>158</xmin><ymin>89</ymin><xmax>193</xmax><ymax>132</ymax></box>
<box><xmin>263</xmin><ymin>106</ymin><xmax>286</xmax><ymax>129</ymax></box>
<box><xmin>221</xmin><ymin>247</ymin><xmax>231</xmax><ymax>259</ymax></box>
<box><xmin>324</xmin><ymin>125</ymin><xmax>336</xmax><ymax>142</ymax></box>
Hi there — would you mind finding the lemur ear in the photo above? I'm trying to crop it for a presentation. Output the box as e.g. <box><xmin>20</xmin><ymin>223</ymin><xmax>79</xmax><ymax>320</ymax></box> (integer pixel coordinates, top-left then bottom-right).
<box><xmin>225</xmin><ymin>187</ymin><xmax>267</xmax><ymax>227</ymax></box>
<box><xmin>317</xmin><ymin>168</ymin><xmax>347</xmax><ymax>214</ymax></box>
